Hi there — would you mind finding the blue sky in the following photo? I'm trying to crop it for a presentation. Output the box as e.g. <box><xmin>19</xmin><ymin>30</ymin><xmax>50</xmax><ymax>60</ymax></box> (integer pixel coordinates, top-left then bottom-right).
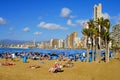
<box><xmin>0</xmin><ymin>0</ymin><xmax>120</xmax><ymax>41</ymax></box>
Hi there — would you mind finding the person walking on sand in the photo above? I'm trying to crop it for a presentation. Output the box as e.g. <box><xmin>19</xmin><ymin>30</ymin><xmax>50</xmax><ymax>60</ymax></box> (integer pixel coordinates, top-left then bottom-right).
<box><xmin>11</xmin><ymin>53</ymin><xmax>15</xmax><ymax>61</ymax></box>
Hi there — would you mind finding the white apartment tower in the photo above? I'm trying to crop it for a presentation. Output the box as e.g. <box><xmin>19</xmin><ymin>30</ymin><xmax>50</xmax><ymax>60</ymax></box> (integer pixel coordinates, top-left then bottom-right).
<box><xmin>58</xmin><ymin>39</ymin><xmax>64</xmax><ymax>49</ymax></box>
<box><xmin>94</xmin><ymin>3</ymin><xmax>102</xmax><ymax>21</ymax></box>
<box><xmin>50</xmin><ymin>39</ymin><xmax>53</xmax><ymax>48</ymax></box>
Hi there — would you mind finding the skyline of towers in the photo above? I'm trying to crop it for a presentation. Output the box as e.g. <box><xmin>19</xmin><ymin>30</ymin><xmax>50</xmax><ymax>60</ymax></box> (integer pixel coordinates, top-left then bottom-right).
<box><xmin>49</xmin><ymin>31</ymin><xmax>81</xmax><ymax>49</ymax></box>
<box><xmin>5</xmin><ymin>3</ymin><xmax>109</xmax><ymax>49</ymax></box>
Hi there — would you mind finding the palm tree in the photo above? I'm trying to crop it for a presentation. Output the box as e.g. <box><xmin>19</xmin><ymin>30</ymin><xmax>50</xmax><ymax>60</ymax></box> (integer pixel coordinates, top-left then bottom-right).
<box><xmin>106</xmin><ymin>32</ymin><xmax>112</xmax><ymax>62</ymax></box>
<box><xmin>82</xmin><ymin>19</ymin><xmax>100</xmax><ymax>62</ymax></box>
<box><xmin>88</xmin><ymin>19</ymin><xmax>97</xmax><ymax>62</ymax></box>
<box><xmin>103</xmin><ymin>19</ymin><xmax>111</xmax><ymax>62</ymax></box>
<box><xmin>82</xmin><ymin>28</ymin><xmax>91</xmax><ymax>62</ymax></box>
<box><xmin>97</xmin><ymin>18</ymin><xmax>111</xmax><ymax>62</ymax></box>
<box><xmin>82</xmin><ymin>17</ymin><xmax>111</xmax><ymax>62</ymax></box>
<box><xmin>93</xmin><ymin>18</ymin><xmax>103</xmax><ymax>62</ymax></box>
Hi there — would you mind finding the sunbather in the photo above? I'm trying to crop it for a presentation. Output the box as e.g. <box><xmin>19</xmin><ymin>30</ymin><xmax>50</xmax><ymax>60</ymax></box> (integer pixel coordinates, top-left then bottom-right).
<box><xmin>63</xmin><ymin>59</ymin><xmax>73</xmax><ymax>68</ymax></box>
<box><xmin>49</xmin><ymin>62</ymin><xmax>62</xmax><ymax>73</ymax></box>
<box><xmin>29</xmin><ymin>65</ymin><xmax>41</xmax><ymax>69</ymax></box>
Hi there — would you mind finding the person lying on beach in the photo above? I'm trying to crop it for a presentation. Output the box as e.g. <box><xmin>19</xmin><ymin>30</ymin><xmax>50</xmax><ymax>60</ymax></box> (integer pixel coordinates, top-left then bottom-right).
<box><xmin>63</xmin><ymin>59</ymin><xmax>74</xmax><ymax>68</ymax></box>
<box><xmin>48</xmin><ymin>62</ymin><xmax>62</xmax><ymax>73</ymax></box>
<box><xmin>29</xmin><ymin>65</ymin><xmax>41</xmax><ymax>69</ymax></box>
<box><xmin>58</xmin><ymin>55</ymin><xmax>67</xmax><ymax>61</ymax></box>
<box><xmin>1</xmin><ymin>62</ymin><xmax>15</xmax><ymax>66</ymax></box>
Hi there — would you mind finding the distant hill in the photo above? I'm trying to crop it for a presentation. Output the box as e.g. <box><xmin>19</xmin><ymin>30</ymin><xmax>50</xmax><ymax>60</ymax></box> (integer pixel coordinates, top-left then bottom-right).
<box><xmin>0</xmin><ymin>39</ymin><xmax>29</xmax><ymax>46</ymax></box>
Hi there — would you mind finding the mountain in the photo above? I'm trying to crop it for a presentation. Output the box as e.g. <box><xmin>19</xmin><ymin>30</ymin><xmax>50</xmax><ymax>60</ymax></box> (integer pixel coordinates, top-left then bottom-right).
<box><xmin>0</xmin><ymin>39</ymin><xmax>29</xmax><ymax>46</ymax></box>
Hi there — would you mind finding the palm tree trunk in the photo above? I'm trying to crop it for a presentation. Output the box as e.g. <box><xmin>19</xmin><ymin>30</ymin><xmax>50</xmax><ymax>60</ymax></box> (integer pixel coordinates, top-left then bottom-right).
<box><xmin>95</xmin><ymin>38</ymin><xmax>99</xmax><ymax>62</ymax></box>
<box><xmin>96</xmin><ymin>46</ymin><xmax>99</xmax><ymax>62</ymax></box>
<box><xmin>94</xmin><ymin>36</ymin><xmax>97</xmax><ymax>62</ymax></box>
<box><xmin>105</xmin><ymin>42</ymin><xmax>109</xmax><ymax>62</ymax></box>
<box><xmin>98</xmin><ymin>36</ymin><xmax>102</xmax><ymax>62</ymax></box>
<box><xmin>92</xmin><ymin>36</ymin><xmax>95</xmax><ymax>62</ymax></box>
<box><xmin>107</xmin><ymin>44</ymin><xmax>110</xmax><ymax>62</ymax></box>
<box><xmin>86</xmin><ymin>36</ymin><xmax>89</xmax><ymax>62</ymax></box>
<box><xmin>92</xmin><ymin>45</ymin><xmax>94</xmax><ymax>61</ymax></box>
<box><xmin>86</xmin><ymin>47</ymin><xmax>89</xmax><ymax>62</ymax></box>
<box><xmin>98</xmin><ymin>25</ymin><xmax>101</xmax><ymax>62</ymax></box>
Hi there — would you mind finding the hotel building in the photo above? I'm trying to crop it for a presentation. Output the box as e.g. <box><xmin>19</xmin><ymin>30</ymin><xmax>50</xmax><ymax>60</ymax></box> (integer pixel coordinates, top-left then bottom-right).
<box><xmin>112</xmin><ymin>24</ymin><xmax>120</xmax><ymax>48</ymax></box>
<box><xmin>94</xmin><ymin>3</ymin><xmax>102</xmax><ymax>21</ymax></box>
<box><xmin>66</xmin><ymin>32</ymin><xmax>78</xmax><ymax>49</ymax></box>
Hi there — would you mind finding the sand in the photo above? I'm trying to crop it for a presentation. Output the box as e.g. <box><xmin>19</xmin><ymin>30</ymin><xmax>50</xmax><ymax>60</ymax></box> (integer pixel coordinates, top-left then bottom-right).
<box><xmin>0</xmin><ymin>58</ymin><xmax>120</xmax><ymax>80</ymax></box>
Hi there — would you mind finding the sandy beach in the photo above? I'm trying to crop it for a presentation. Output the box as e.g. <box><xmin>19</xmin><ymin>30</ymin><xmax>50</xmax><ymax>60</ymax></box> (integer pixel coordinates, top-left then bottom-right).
<box><xmin>0</xmin><ymin>57</ymin><xmax>120</xmax><ymax>80</ymax></box>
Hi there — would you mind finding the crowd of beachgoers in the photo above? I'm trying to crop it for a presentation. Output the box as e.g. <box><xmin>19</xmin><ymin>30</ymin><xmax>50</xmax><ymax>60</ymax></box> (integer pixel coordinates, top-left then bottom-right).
<box><xmin>0</xmin><ymin>50</ymin><xmax>115</xmax><ymax>73</ymax></box>
<box><xmin>0</xmin><ymin>51</ymin><xmax>76</xmax><ymax>73</ymax></box>
<box><xmin>0</xmin><ymin>51</ymin><xmax>120</xmax><ymax>80</ymax></box>
<box><xmin>0</xmin><ymin>50</ymin><xmax>114</xmax><ymax>61</ymax></box>
<box><xmin>0</xmin><ymin>51</ymin><xmax>87</xmax><ymax>61</ymax></box>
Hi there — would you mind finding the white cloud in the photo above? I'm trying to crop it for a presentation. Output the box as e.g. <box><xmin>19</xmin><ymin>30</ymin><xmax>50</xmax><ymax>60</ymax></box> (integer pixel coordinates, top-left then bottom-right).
<box><xmin>67</xmin><ymin>19</ymin><xmax>76</xmax><ymax>27</ymax></box>
<box><xmin>23</xmin><ymin>27</ymin><xmax>30</xmax><ymax>32</ymax></box>
<box><xmin>34</xmin><ymin>31</ymin><xmax>42</xmax><ymax>35</ymax></box>
<box><xmin>38</xmin><ymin>22</ymin><xmax>68</xmax><ymax>30</ymax></box>
<box><xmin>111</xmin><ymin>14</ymin><xmax>120</xmax><ymax>24</ymax></box>
<box><xmin>61</xmin><ymin>7</ymin><xmax>73</xmax><ymax>18</ymax></box>
<box><xmin>102</xmin><ymin>13</ymin><xmax>110</xmax><ymax>19</ymax></box>
<box><xmin>76</xmin><ymin>19</ymin><xmax>88</xmax><ymax>26</ymax></box>
<box><xmin>0</xmin><ymin>17</ymin><xmax>6</xmax><ymax>25</ymax></box>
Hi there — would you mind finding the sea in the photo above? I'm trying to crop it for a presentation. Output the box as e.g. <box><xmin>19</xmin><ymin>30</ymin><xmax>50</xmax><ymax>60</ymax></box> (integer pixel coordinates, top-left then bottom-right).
<box><xmin>0</xmin><ymin>48</ymin><xmax>86</xmax><ymax>55</ymax></box>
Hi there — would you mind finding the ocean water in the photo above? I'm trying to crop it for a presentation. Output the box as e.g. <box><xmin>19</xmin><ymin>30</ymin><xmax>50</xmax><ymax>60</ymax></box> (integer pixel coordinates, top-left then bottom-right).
<box><xmin>0</xmin><ymin>48</ymin><xmax>86</xmax><ymax>55</ymax></box>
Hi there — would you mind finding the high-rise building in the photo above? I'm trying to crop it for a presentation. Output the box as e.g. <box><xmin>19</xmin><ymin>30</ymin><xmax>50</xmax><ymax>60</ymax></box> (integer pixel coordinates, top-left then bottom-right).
<box><xmin>81</xmin><ymin>3</ymin><xmax>102</xmax><ymax>48</ymax></box>
<box><xmin>66</xmin><ymin>35</ymin><xmax>70</xmax><ymax>48</ymax></box>
<box><xmin>67</xmin><ymin>31</ymin><xmax>78</xmax><ymax>49</ymax></box>
<box><xmin>81</xmin><ymin>23</ymin><xmax>89</xmax><ymax>48</ymax></box>
<box><xmin>58</xmin><ymin>39</ymin><xmax>64</xmax><ymax>49</ymax></box>
<box><xmin>52</xmin><ymin>39</ymin><xmax>58</xmax><ymax>49</ymax></box>
<box><xmin>94</xmin><ymin>3</ymin><xmax>102</xmax><ymax>21</ymax></box>
<box><xmin>94</xmin><ymin>3</ymin><xmax>103</xmax><ymax>49</ymax></box>
<box><xmin>50</xmin><ymin>39</ymin><xmax>53</xmax><ymax>48</ymax></box>
<box><xmin>40</xmin><ymin>42</ymin><xmax>49</xmax><ymax>49</ymax></box>
<box><xmin>73</xmin><ymin>37</ymin><xmax>81</xmax><ymax>49</ymax></box>
<box><xmin>63</xmin><ymin>40</ymin><xmax>67</xmax><ymax>49</ymax></box>
<box><xmin>112</xmin><ymin>24</ymin><xmax>120</xmax><ymax>48</ymax></box>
